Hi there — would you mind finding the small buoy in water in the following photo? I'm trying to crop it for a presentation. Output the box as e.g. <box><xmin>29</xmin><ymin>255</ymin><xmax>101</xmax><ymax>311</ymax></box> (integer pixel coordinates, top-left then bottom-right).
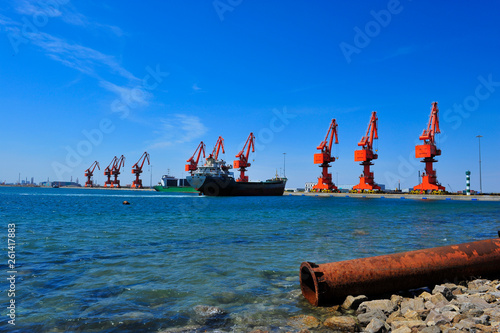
<box><xmin>123</xmin><ymin>201</ymin><xmax>130</xmax><ymax>205</ymax></box>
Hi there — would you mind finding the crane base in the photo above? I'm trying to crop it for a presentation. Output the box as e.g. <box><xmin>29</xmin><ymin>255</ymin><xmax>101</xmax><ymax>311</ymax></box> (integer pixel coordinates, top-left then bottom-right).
<box><xmin>312</xmin><ymin>178</ymin><xmax>338</xmax><ymax>192</ymax></box>
<box><xmin>413</xmin><ymin>176</ymin><xmax>445</xmax><ymax>192</ymax></box>
<box><xmin>352</xmin><ymin>178</ymin><xmax>381</xmax><ymax>191</ymax></box>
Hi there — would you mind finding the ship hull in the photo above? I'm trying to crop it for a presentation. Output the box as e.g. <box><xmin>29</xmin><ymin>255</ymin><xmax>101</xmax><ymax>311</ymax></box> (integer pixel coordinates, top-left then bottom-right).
<box><xmin>153</xmin><ymin>185</ymin><xmax>197</xmax><ymax>193</ymax></box>
<box><xmin>187</xmin><ymin>175</ymin><xmax>286</xmax><ymax>196</ymax></box>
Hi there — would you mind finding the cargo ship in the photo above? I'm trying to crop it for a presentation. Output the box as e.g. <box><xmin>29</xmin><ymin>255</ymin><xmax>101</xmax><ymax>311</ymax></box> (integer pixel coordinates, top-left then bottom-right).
<box><xmin>186</xmin><ymin>157</ymin><xmax>287</xmax><ymax>196</ymax></box>
<box><xmin>153</xmin><ymin>174</ymin><xmax>197</xmax><ymax>193</ymax></box>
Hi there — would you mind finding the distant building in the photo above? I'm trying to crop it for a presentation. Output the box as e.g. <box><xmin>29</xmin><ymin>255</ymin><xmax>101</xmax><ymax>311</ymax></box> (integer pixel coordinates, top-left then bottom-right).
<box><xmin>305</xmin><ymin>182</ymin><xmax>316</xmax><ymax>192</ymax></box>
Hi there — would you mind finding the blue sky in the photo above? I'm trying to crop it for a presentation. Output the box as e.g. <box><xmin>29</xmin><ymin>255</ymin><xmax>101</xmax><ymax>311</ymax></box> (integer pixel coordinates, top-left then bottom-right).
<box><xmin>1</xmin><ymin>1</ymin><xmax>499</xmax><ymax>192</ymax></box>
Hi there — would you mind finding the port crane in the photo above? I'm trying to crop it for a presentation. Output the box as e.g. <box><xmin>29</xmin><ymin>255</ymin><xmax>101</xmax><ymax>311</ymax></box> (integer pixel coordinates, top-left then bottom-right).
<box><xmin>313</xmin><ymin>119</ymin><xmax>339</xmax><ymax>192</ymax></box>
<box><xmin>353</xmin><ymin>111</ymin><xmax>381</xmax><ymax>192</ymax></box>
<box><xmin>233</xmin><ymin>132</ymin><xmax>255</xmax><ymax>182</ymax></box>
<box><xmin>413</xmin><ymin>102</ymin><xmax>445</xmax><ymax>193</ymax></box>
<box><xmin>84</xmin><ymin>161</ymin><xmax>100</xmax><ymax>187</ymax></box>
<box><xmin>208</xmin><ymin>136</ymin><xmax>225</xmax><ymax>160</ymax></box>
<box><xmin>104</xmin><ymin>156</ymin><xmax>117</xmax><ymax>188</ymax></box>
<box><xmin>185</xmin><ymin>141</ymin><xmax>206</xmax><ymax>175</ymax></box>
<box><xmin>111</xmin><ymin>155</ymin><xmax>125</xmax><ymax>188</ymax></box>
<box><xmin>131</xmin><ymin>152</ymin><xmax>150</xmax><ymax>188</ymax></box>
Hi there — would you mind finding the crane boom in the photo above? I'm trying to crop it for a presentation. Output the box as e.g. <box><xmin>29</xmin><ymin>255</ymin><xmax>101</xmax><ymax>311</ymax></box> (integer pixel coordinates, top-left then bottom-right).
<box><xmin>316</xmin><ymin>119</ymin><xmax>339</xmax><ymax>157</ymax></box>
<box><xmin>419</xmin><ymin>102</ymin><xmax>440</xmax><ymax>145</ymax></box>
<box><xmin>208</xmin><ymin>136</ymin><xmax>225</xmax><ymax>160</ymax></box>
<box><xmin>185</xmin><ymin>141</ymin><xmax>206</xmax><ymax>175</ymax></box>
<box><xmin>358</xmin><ymin>111</ymin><xmax>378</xmax><ymax>150</ymax></box>
<box><xmin>234</xmin><ymin>132</ymin><xmax>255</xmax><ymax>182</ymax></box>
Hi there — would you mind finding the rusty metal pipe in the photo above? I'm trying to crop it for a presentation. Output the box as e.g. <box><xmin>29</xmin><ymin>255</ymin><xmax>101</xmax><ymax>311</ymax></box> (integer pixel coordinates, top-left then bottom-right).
<box><xmin>300</xmin><ymin>236</ymin><xmax>500</xmax><ymax>306</ymax></box>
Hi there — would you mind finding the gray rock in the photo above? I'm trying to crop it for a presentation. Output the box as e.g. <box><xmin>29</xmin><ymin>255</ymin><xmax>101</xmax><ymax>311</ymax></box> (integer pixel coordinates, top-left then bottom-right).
<box><xmin>357</xmin><ymin>300</ymin><xmax>397</xmax><ymax>315</ymax></box>
<box><xmin>425</xmin><ymin>309</ymin><xmax>450</xmax><ymax>326</ymax></box>
<box><xmin>454</xmin><ymin>318</ymin><xmax>476</xmax><ymax>330</ymax></box>
<box><xmin>432</xmin><ymin>285</ymin><xmax>454</xmax><ymax>301</ymax></box>
<box><xmin>471</xmin><ymin>314</ymin><xmax>490</xmax><ymax>325</ymax></box>
<box><xmin>391</xmin><ymin>326</ymin><xmax>411</xmax><ymax>333</ymax></box>
<box><xmin>390</xmin><ymin>294</ymin><xmax>403</xmax><ymax>306</ymax></box>
<box><xmin>400</xmin><ymin>297</ymin><xmax>425</xmax><ymax>314</ymax></box>
<box><xmin>420</xmin><ymin>326</ymin><xmax>441</xmax><ymax>333</ymax></box>
<box><xmin>193</xmin><ymin>305</ymin><xmax>226</xmax><ymax>317</ymax></box>
<box><xmin>192</xmin><ymin>305</ymin><xmax>227</xmax><ymax>325</ymax></box>
<box><xmin>390</xmin><ymin>319</ymin><xmax>426</xmax><ymax>330</ymax></box>
<box><xmin>364</xmin><ymin>317</ymin><xmax>388</xmax><ymax>333</ymax></box>
<box><xmin>460</xmin><ymin>296</ymin><xmax>490</xmax><ymax>310</ymax></box>
<box><xmin>468</xmin><ymin>279</ymin><xmax>489</xmax><ymax>290</ymax></box>
<box><xmin>440</xmin><ymin>304</ymin><xmax>459</xmax><ymax>312</ymax></box>
<box><xmin>441</xmin><ymin>310</ymin><xmax>459</xmax><ymax>322</ymax></box>
<box><xmin>429</xmin><ymin>292</ymin><xmax>448</xmax><ymax>306</ymax></box>
<box><xmin>357</xmin><ymin>309</ymin><xmax>387</xmax><ymax>326</ymax></box>
<box><xmin>341</xmin><ymin>295</ymin><xmax>368</xmax><ymax>310</ymax></box>
<box><xmin>484</xmin><ymin>307</ymin><xmax>500</xmax><ymax>321</ymax></box>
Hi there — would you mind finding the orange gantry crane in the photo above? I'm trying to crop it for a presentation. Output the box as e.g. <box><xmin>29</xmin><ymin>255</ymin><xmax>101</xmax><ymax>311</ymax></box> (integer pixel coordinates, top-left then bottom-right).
<box><xmin>111</xmin><ymin>155</ymin><xmax>125</xmax><ymax>188</ymax></box>
<box><xmin>313</xmin><ymin>119</ymin><xmax>339</xmax><ymax>192</ymax></box>
<box><xmin>84</xmin><ymin>161</ymin><xmax>100</xmax><ymax>187</ymax></box>
<box><xmin>353</xmin><ymin>111</ymin><xmax>381</xmax><ymax>192</ymax></box>
<box><xmin>185</xmin><ymin>141</ymin><xmax>206</xmax><ymax>175</ymax></box>
<box><xmin>208</xmin><ymin>136</ymin><xmax>225</xmax><ymax>160</ymax></box>
<box><xmin>413</xmin><ymin>102</ymin><xmax>445</xmax><ymax>193</ymax></box>
<box><xmin>104</xmin><ymin>156</ymin><xmax>117</xmax><ymax>188</ymax></box>
<box><xmin>233</xmin><ymin>132</ymin><xmax>255</xmax><ymax>182</ymax></box>
<box><xmin>131</xmin><ymin>152</ymin><xmax>150</xmax><ymax>188</ymax></box>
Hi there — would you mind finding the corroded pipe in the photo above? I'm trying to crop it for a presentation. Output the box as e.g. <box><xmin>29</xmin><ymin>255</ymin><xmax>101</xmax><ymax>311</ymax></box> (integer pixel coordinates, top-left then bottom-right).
<box><xmin>300</xmin><ymin>236</ymin><xmax>500</xmax><ymax>306</ymax></box>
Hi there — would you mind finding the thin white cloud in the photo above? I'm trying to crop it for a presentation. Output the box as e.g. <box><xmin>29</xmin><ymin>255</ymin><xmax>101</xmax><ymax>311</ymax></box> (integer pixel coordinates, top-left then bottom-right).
<box><xmin>148</xmin><ymin>114</ymin><xmax>208</xmax><ymax>149</ymax></box>
<box><xmin>15</xmin><ymin>0</ymin><xmax>62</xmax><ymax>18</ymax></box>
<box><xmin>192</xmin><ymin>83</ymin><xmax>201</xmax><ymax>91</ymax></box>
<box><xmin>3</xmin><ymin>1</ymin><xmax>139</xmax><ymax>107</ymax></box>
<box><xmin>99</xmin><ymin>80</ymin><xmax>152</xmax><ymax>107</ymax></box>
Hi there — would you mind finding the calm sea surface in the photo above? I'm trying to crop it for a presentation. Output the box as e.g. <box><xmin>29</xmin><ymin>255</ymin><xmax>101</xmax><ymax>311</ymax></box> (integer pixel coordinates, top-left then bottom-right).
<box><xmin>1</xmin><ymin>187</ymin><xmax>499</xmax><ymax>332</ymax></box>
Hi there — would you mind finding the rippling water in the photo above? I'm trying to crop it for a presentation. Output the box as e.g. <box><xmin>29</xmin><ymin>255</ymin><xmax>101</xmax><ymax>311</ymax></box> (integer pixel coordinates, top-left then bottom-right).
<box><xmin>1</xmin><ymin>187</ymin><xmax>499</xmax><ymax>332</ymax></box>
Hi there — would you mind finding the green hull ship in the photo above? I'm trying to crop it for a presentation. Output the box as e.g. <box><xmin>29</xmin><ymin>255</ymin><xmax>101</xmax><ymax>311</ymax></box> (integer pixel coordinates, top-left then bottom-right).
<box><xmin>154</xmin><ymin>174</ymin><xmax>197</xmax><ymax>193</ymax></box>
<box><xmin>153</xmin><ymin>185</ymin><xmax>197</xmax><ymax>193</ymax></box>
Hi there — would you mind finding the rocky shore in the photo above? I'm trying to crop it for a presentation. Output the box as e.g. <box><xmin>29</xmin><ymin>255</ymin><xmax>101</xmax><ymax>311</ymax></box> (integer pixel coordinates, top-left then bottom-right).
<box><xmin>159</xmin><ymin>278</ymin><xmax>500</xmax><ymax>332</ymax></box>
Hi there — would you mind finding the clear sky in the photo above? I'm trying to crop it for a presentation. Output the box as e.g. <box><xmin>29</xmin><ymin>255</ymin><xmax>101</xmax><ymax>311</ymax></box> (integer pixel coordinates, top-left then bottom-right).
<box><xmin>1</xmin><ymin>1</ymin><xmax>499</xmax><ymax>192</ymax></box>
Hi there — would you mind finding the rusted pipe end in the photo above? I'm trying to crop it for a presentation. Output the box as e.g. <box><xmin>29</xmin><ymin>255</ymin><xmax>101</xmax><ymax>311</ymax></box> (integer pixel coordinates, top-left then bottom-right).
<box><xmin>300</xmin><ymin>262</ymin><xmax>320</xmax><ymax>306</ymax></box>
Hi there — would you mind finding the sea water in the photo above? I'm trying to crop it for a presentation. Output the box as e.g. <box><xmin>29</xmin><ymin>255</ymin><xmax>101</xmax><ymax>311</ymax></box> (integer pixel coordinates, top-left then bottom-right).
<box><xmin>1</xmin><ymin>187</ymin><xmax>499</xmax><ymax>332</ymax></box>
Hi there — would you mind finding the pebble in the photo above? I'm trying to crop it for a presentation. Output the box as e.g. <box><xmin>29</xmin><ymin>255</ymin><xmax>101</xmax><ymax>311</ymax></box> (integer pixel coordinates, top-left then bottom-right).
<box><xmin>341</xmin><ymin>278</ymin><xmax>500</xmax><ymax>333</ymax></box>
